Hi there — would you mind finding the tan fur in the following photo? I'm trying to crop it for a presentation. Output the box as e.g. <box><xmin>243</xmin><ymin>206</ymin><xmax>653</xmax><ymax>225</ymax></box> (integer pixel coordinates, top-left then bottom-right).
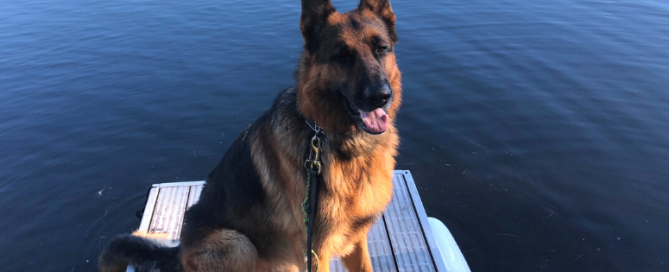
<box><xmin>131</xmin><ymin>230</ymin><xmax>178</xmax><ymax>247</ymax></box>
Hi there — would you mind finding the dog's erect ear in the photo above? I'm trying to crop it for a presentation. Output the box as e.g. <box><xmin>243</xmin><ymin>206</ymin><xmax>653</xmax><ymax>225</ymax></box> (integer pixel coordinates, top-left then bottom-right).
<box><xmin>301</xmin><ymin>0</ymin><xmax>336</xmax><ymax>53</ymax></box>
<box><xmin>358</xmin><ymin>0</ymin><xmax>397</xmax><ymax>42</ymax></box>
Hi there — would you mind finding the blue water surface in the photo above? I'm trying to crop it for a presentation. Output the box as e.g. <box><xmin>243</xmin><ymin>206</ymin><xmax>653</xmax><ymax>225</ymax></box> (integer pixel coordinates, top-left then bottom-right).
<box><xmin>1</xmin><ymin>0</ymin><xmax>668</xmax><ymax>271</ymax></box>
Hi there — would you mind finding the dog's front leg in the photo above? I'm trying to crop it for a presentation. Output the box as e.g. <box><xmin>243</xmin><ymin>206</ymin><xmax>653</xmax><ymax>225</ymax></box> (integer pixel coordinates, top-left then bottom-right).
<box><xmin>340</xmin><ymin>234</ymin><xmax>373</xmax><ymax>272</ymax></box>
<box><xmin>313</xmin><ymin>247</ymin><xmax>332</xmax><ymax>272</ymax></box>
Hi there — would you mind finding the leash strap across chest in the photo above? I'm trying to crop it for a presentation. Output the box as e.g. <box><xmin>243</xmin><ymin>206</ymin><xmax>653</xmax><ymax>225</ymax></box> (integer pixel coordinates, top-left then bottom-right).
<box><xmin>303</xmin><ymin>121</ymin><xmax>322</xmax><ymax>272</ymax></box>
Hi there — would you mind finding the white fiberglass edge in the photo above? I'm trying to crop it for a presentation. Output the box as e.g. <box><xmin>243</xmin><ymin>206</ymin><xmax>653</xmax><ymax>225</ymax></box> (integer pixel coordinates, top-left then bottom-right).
<box><xmin>428</xmin><ymin>217</ymin><xmax>471</xmax><ymax>272</ymax></box>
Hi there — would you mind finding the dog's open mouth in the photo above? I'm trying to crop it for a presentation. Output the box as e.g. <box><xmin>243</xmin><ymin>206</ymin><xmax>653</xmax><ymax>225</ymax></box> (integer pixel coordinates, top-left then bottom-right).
<box><xmin>359</xmin><ymin>109</ymin><xmax>388</xmax><ymax>134</ymax></box>
<box><xmin>343</xmin><ymin>98</ymin><xmax>389</xmax><ymax>134</ymax></box>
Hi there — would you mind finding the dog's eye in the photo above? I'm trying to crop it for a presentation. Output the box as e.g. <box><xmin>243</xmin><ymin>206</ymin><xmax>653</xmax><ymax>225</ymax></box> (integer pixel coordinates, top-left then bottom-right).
<box><xmin>376</xmin><ymin>46</ymin><xmax>389</xmax><ymax>54</ymax></box>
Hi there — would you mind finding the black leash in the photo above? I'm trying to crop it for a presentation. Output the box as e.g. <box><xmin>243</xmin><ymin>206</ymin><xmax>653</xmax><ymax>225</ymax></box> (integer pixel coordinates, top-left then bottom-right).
<box><xmin>306</xmin><ymin>168</ymin><xmax>319</xmax><ymax>272</ymax></box>
<box><xmin>303</xmin><ymin>121</ymin><xmax>322</xmax><ymax>272</ymax></box>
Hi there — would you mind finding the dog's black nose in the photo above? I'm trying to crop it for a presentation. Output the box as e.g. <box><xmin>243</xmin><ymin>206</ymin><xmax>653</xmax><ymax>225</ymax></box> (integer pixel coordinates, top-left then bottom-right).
<box><xmin>365</xmin><ymin>83</ymin><xmax>393</xmax><ymax>108</ymax></box>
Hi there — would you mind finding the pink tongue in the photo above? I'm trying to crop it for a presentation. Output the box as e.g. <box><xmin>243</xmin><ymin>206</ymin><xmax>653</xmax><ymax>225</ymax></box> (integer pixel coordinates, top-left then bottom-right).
<box><xmin>359</xmin><ymin>108</ymin><xmax>389</xmax><ymax>134</ymax></box>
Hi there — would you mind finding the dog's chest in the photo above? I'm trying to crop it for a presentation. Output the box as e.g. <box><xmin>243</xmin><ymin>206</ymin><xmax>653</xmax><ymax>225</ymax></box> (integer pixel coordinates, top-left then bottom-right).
<box><xmin>325</xmin><ymin>166</ymin><xmax>392</xmax><ymax>213</ymax></box>
<box><xmin>310</xmin><ymin>170</ymin><xmax>392</xmax><ymax>257</ymax></box>
<box><xmin>316</xmin><ymin>164</ymin><xmax>394</xmax><ymax>246</ymax></box>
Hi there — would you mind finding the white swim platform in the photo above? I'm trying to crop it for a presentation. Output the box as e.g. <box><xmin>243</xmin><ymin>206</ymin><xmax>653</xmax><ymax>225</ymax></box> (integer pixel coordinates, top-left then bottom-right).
<box><xmin>128</xmin><ymin>170</ymin><xmax>470</xmax><ymax>272</ymax></box>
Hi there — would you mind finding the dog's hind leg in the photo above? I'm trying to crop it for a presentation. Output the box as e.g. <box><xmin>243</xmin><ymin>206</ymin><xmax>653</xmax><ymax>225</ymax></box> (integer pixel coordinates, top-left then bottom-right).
<box><xmin>180</xmin><ymin>229</ymin><xmax>258</xmax><ymax>272</ymax></box>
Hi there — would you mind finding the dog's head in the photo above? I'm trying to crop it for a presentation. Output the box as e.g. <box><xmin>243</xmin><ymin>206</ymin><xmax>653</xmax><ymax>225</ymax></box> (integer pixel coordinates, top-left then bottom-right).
<box><xmin>296</xmin><ymin>0</ymin><xmax>401</xmax><ymax>135</ymax></box>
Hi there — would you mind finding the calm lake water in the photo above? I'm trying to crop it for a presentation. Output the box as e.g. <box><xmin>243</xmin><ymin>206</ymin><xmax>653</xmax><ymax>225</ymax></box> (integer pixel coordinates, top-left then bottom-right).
<box><xmin>1</xmin><ymin>0</ymin><xmax>668</xmax><ymax>271</ymax></box>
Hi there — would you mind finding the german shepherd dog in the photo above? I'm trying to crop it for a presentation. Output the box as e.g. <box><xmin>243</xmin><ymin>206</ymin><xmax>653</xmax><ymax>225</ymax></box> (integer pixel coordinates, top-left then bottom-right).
<box><xmin>100</xmin><ymin>0</ymin><xmax>401</xmax><ymax>271</ymax></box>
